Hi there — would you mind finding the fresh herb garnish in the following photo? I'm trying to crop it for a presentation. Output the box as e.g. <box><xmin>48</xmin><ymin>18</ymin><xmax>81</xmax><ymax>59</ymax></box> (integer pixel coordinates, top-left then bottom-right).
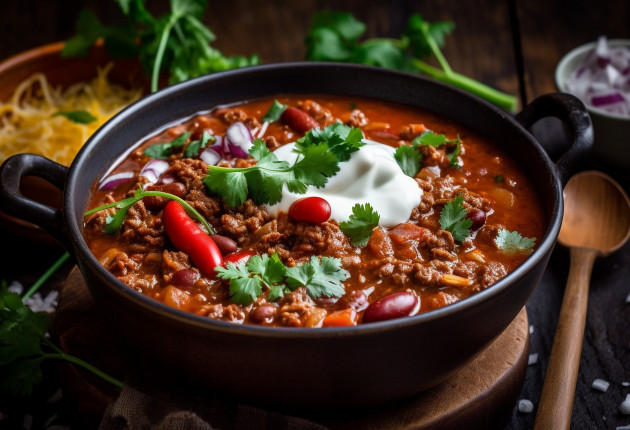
<box><xmin>204</xmin><ymin>124</ymin><xmax>362</xmax><ymax>207</ymax></box>
<box><xmin>84</xmin><ymin>186</ymin><xmax>214</xmax><ymax>235</ymax></box>
<box><xmin>63</xmin><ymin>0</ymin><xmax>259</xmax><ymax>93</ymax></box>
<box><xmin>439</xmin><ymin>195</ymin><xmax>472</xmax><ymax>242</ymax></box>
<box><xmin>262</xmin><ymin>100</ymin><xmax>288</xmax><ymax>123</ymax></box>
<box><xmin>143</xmin><ymin>131</ymin><xmax>192</xmax><ymax>159</ymax></box>
<box><xmin>305</xmin><ymin>11</ymin><xmax>517</xmax><ymax>112</ymax></box>
<box><xmin>53</xmin><ymin>110</ymin><xmax>97</xmax><ymax>124</ymax></box>
<box><xmin>494</xmin><ymin>229</ymin><xmax>536</xmax><ymax>254</ymax></box>
<box><xmin>215</xmin><ymin>253</ymin><xmax>348</xmax><ymax>305</ymax></box>
<box><xmin>394</xmin><ymin>129</ymin><xmax>462</xmax><ymax>176</ymax></box>
<box><xmin>295</xmin><ymin>123</ymin><xmax>364</xmax><ymax>163</ymax></box>
<box><xmin>339</xmin><ymin>203</ymin><xmax>380</xmax><ymax>247</ymax></box>
<box><xmin>394</xmin><ymin>144</ymin><xmax>423</xmax><ymax>177</ymax></box>
<box><xmin>0</xmin><ymin>281</ymin><xmax>123</xmax><ymax>397</ymax></box>
<box><xmin>494</xmin><ymin>174</ymin><xmax>505</xmax><ymax>183</ymax></box>
<box><xmin>184</xmin><ymin>130</ymin><xmax>215</xmax><ymax>158</ymax></box>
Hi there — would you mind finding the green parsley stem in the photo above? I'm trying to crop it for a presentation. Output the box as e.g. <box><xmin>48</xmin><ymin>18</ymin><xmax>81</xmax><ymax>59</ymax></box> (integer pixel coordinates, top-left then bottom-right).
<box><xmin>152</xmin><ymin>14</ymin><xmax>178</xmax><ymax>92</ymax></box>
<box><xmin>44</xmin><ymin>352</ymin><xmax>124</xmax><ymax>388</ymax></box>
<box><xmin>411</xmin><ymin>59</ymin><xmax>518</xmax><ymax>113</ymax></box>
<box><xmin>23</xmin><ymin>252</ymin><xmax>71</xmax><ymax>300</ymax></box>
<box><xmin>85</xmin><ymin>190</ymin><xmax>215</xmax><ymax>235</ymax></box>
<box><xmin>419</xmin><ymin>24</ymin><xmax>453</xmax><ymax>75</ymax></box>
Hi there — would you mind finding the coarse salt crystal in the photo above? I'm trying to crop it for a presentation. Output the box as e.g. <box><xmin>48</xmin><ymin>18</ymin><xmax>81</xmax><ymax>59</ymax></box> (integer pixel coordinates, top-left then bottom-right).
<box><xmin>592</xmin><ymin>378</ymin><xmax>610</xmax><ymax>392</ymax></box>
<box><xmin>620</xmin><ymin>394</ymin><xmax>630</xmax><ymax>415</ymax></box>
<box><xmin>7</xmin><ymin>280</ymin><xmax>23</xmax><ymax>295</ymax></box>
<box><xmin>625</xmin><ymin>292</ymin><xmax>630</xmax><ymax>304</ymax></box>
<box><xmin>617</xmin><ymin>425</ymin><xmax>630</xmax><ymax>430</ymax></box>
<box><xmin>622</xmin><ymin>382</ymin><xmax>630</xmax><ymax>387</ymax></box>
<box><xmin>528</xmin><ymin>353</ymin><xmax>539</xmax><ymax>365</ymax></box>
<box><xmin>518</xmin><ymin>399</ymin><xmax>534</xmax><ymax>413</ymax></box>
<box><xmin>529</xmin><ymin>325</ymin><xmax>535</xmax><ymax>334</ymax></box>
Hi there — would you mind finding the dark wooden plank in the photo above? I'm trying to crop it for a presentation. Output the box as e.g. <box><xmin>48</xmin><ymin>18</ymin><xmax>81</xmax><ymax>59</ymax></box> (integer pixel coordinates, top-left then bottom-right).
<box><xmin>517</xmin><ymin>0</ymin><xmax>630</xmax><ymax>100</ymax></box>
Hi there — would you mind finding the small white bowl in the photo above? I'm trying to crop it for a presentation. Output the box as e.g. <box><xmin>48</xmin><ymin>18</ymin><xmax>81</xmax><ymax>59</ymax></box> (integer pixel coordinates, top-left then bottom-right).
<box><xmin>555</xmin><ymin>39</ymin><xmax>630</xmax><ymax>170</ymax></box>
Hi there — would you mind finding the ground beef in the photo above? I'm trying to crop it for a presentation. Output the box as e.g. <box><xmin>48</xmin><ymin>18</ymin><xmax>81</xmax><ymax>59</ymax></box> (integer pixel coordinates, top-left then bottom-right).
<box><xmin>278</xmin><ymin>287</ymin><xmax>315</xmax><ymax>327</ymax></box>
<box><xmin>478</xmin><ymin>262</ymin><xmax>508</xmax><ymax>288</ymax></box>
<box><xmin>162</xmin><ymin>250</ymin><xmax>191</xmax><ymax>281</ymax></box>
<box><xmin>168</xmin><ymin>159</ymin><xmax>209</xmax><ymax>191</ymax></box>
<box><xmin>120</xmin><ymin>201</ymin><xmax>165</xmax><ymax>253</ymax></box>
<box><xmin>346</xmin><ymin>109</ymin><xmax>368</xmax><ymax>127</ymax></box>
<box><xmin>299</xmin><ymin>100</ymin><xmax>334</xmax><ymax>126</ymax></box>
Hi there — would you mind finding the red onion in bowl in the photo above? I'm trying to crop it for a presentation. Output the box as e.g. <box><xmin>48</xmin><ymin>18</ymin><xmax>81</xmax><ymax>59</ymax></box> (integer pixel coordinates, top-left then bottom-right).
<box><xmin>139</xmin><ymin>159</ymin><xmax>170</xmax><ymax>185</ymax></box>
<box><xmin>565</xmin><ymin>36</ymin><xmax>630</xmax><ymax>116</ymax></box>
<box><xmin>98</xmin><ymin>171</ymin><xmax>135</xmax><ymax>190</ymax></box>
<box><xmin>225</xmin><ymin>122</ymin><xmax>253</xmax><ymax>158</ymax></box>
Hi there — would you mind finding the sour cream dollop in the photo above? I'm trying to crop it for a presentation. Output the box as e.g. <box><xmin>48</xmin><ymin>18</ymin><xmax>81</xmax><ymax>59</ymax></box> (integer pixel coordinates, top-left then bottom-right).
<box><xmin>265</xmin><ymin>140</ymin><xmax>422</xmax><ymax>227</ymax></box>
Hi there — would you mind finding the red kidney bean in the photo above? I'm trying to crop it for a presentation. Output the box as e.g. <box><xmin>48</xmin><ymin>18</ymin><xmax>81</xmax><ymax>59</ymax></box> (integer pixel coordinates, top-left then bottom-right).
<box><xmin>250</xmin><ymin>304</ymin><xmax>277</xmax><ymax>324</ymax></box>
<box><xmin>143</xmin><ymin>182</ymin><xmax>187</xmax><ymax>211</ymax></box>
<box><xmin>210</xmin><ymin>234</ymin><xmax>238</xmax><ymax>255</ymax></box>
<box><xmin>281</xmin><ymin>107</ymin><xmax>319</xmax><ymax>133</ymax></box>
<box><xmin>171</xmin><ymin>268</ymin><xmax>200</xmax><ymax>290</ymax></box>
<box><xmin>288</xmin><ymin>197</ymin><xmax>331</xmax><ymax>224</ymax></box>
<box><xmin>223</xmin><ymin>250</ymin><xmax>255</xmax><ymax>266</ymax></box>
<box><xmin>466</xmin><ymin>208</ymin><xmax>486</xmax><ymax>230</ymax></box>
<box><xmin>362</xmin><ymin>292</ymin><xmax>420</xmax><ymax>323</ymax></box>
<box><xmin>162</xmin><ymin>201</ymin><xmax>222</xmax><ymax>276</ymax></box>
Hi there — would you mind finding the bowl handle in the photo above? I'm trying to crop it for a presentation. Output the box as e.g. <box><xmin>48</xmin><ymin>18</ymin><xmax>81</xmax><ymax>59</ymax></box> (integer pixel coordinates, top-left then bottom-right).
<box><xmin>0</xmin><ymin>154</ymin><xmax>70</xmax><ymax>249</ymax></box>
<box><xmin>515</xmin><ymin>93</ymin><xmax>593</xmax><ymax>185</ymax></box>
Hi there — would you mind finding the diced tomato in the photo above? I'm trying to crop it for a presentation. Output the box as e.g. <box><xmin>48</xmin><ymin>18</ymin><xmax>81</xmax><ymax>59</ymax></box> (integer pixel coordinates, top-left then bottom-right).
<box><xmin>322</xmin><ymin>308</ymin><xmax>357</xmax><ymax>327</ymax></box>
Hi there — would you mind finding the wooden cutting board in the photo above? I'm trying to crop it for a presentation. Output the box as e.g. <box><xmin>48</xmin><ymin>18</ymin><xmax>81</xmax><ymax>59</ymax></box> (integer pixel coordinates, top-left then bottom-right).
<box><xmin>53</xmin><ymin>267</ymin><xmax>530</xmax><ymax>429</ymax></box>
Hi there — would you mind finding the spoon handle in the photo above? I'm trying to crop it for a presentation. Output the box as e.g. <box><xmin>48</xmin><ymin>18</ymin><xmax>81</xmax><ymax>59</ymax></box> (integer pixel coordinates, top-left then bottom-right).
<box><xmin>534</xmin><ymin>247</ymin><xmax>597</xmax><ymax>430</ymax></box>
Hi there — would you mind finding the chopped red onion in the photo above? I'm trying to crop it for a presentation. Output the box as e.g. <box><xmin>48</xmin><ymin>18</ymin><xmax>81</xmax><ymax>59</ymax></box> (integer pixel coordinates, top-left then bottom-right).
<box><xmin>200</xmin><ymin>148</ymin><xmax>221</xmax><ymax>165</ymax></box>
<box><xmin>99</xmin><ymin>171</ymin><xmax>135</xmax><ymax>190</ymax></box>
<box><xmin>139</xmin><ymin>159</ymin><xmax>170</xmax><ymax>185</ymax></box>
<box><xmin>225</xmin><ymin>122</ymin><xmax>253</xmax><ymax>159</ymax></box>
<box><xmin>565</xmin><ymin>36</ymin><xmax>630</xmax><ymax>116</ymax></box>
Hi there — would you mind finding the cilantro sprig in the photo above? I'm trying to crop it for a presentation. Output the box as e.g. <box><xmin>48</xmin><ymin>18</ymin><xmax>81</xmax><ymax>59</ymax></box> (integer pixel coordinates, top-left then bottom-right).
<box><xmin>0</xmin><ymin>281</ymin><xmax>123</xmax><ymax>397</ymax></box>
<box><xmin>339</xmin><ymin>203</ymin><xmax>380</xmax><ymax>247</ymax></box>
<box><xmin>204</xmin><ymin>124</ymin><xmax>364</xmax><ymax>207</ymax></box>
<box><xmin>439</xmin><ymin>195</ymin><xmax>472</xmax><ymax>243</ymax></box>
<box><xmin>84</xmin><ymin>186</ymin><xmax>214</xmax><ymax>235</ymax></box>
<box><xmin>305</xmin><ymin>12</ymin><xmax>517</xmax><ymax>113</ymax></box>
<box><xmin>394</xmin><ymin>129</ymin><xmax>462</xmax><ymax>176</ymax></box>
<box><xmin>215</xmin><ymin>253</ymin><xmax>348</xmax><ymax>306</ymax></box>
<box><xmin>62</xmin><ymin>0</ymin><xmax>259</xmax><ymax>93</ymax></box>
<box><xmin>143</xmin><ymin>131</ymin><xmax>192</xmax><ymax>159</ymax></box>
<box><xmin>494</xmin><ymin>229</ymin><xmax>536</xmax><ymax>255</ymax></box>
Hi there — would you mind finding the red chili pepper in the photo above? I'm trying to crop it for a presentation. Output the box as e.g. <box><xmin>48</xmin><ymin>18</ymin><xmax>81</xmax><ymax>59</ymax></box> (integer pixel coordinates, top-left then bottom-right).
<box><xmin>223</xmin><ymin>250</ymin><xmax>256</xmax><ymax>267</ymax></box>
<box><xmin>288</xmin><ymin>197</ymin><xmax>331</xmax><ymax>223</ymax></box>
<box><xmin>162</xmin><ymin>201</ymin><xmax>223</xmax><ymax>276</ymax></box>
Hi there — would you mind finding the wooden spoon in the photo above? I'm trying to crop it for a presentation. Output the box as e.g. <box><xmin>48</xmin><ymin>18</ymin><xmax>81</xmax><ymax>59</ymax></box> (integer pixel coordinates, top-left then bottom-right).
<box><xmin>534</xmin><ymin>170</ymin><xmax>630</xmax><ymax>430</ymax></box>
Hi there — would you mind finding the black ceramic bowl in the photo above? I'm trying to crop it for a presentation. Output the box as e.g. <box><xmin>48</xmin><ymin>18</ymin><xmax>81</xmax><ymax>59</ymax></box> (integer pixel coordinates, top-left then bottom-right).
<box><xmin>0</xmin><ymin>63</ymin><xmax>592</xmax><ymax>409</ymax></box>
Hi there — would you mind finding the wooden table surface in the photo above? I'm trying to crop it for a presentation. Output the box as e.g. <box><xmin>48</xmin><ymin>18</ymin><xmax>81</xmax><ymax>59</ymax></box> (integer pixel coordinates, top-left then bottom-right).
<box><xmin>2</xmin><ymin>1</ymin><xmax>630</xmax><ymax>429</ymax></box>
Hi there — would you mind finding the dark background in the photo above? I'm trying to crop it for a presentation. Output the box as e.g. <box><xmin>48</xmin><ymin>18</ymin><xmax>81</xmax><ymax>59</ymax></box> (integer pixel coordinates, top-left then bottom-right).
<box><xmin>2</xmin><ymin>1</ymin><xmax>630</xmax><ymax>429</ymax></box>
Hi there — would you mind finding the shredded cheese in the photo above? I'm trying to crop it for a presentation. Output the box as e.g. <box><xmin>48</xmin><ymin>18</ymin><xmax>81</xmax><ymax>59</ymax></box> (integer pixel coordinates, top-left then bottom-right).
<box><xmin>0</xmin><ymin>64</ymin><xmax>142</xmax><ymax>165</ymax></box>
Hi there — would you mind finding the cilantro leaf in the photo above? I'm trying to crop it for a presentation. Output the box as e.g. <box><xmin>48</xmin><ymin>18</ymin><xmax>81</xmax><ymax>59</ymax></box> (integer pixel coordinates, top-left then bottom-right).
<box><xmin>494</xmin><ymin>229</ymin><xmax>536</xmax><ymax>255</ymax></box>
<box><xmin>0</xmin><ymin>281</ymin><xmax>123</xmax><ymax>397</ymax></box>
<box><xmin>262</xmin><ymin>100</ymin><xmax>288</xmax><ymax>123</ymax></box>
<box><xmin>410</xmin><ymin>130</ymin><xmax>462</xmax><ymax>169</ymax></box>
<box><xmin>339</xmin><ymin>203</ymin><xmax>380</xmax><ymax>247</ymax></box>
<box><xmin>64</xmin><ymin>1</ymin><xmax>258</xmax><ymax>93</ymax></box>
<box><xmin>215</xmin><ymin>252</ymin><xmax>347</xmax><ymax>304</ymax></box>
<box><xmin>295</xmin><ymin>123</ymin><xmax>364</xmax><ymax>163</ymax></box>
<box><xmin>246</xmin><ymin>253</ymin><xmax>286</xmax><ymax>287</ymax></box>
<box><xmin>143</xmin><ymin>132</ymin><xmax>192</xmax><ymax>159</ymax></box>
<box><xmin>439</xmin><ymin>195</ymin><xmax>472</xmax><ymax>242</ymax></box>
<box><xmin>394</xmin><ymin>144</ymin><xmax>423</xmax><ymax>177</ymax></box>
<box><xmin>304</xmin><ymin>11</ymin><xmax>517</xmax><ymax>112</ymax></box>
<box><xmin>184</xmin><ymin>130</ymin><xmax>215</xmax><ymax>158</ymax></box>
<box><xmin>285</xmin><ymin>256</ymin><xmax>348</xmax><ymax>299</ymax></box>
<box><xmin>53</xmin><ymin>110</ymin><xmax>97</xmax><ymax>124</ymax></box>
<box><xmin>205</xmin><ymin>128</ymin><xmax>343</xmax><ymax>207</ymax></box>
<box><xmin>85</xmin><ymin>186</ymin><xmax>214</xmax><ymax>235</ymax></box>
